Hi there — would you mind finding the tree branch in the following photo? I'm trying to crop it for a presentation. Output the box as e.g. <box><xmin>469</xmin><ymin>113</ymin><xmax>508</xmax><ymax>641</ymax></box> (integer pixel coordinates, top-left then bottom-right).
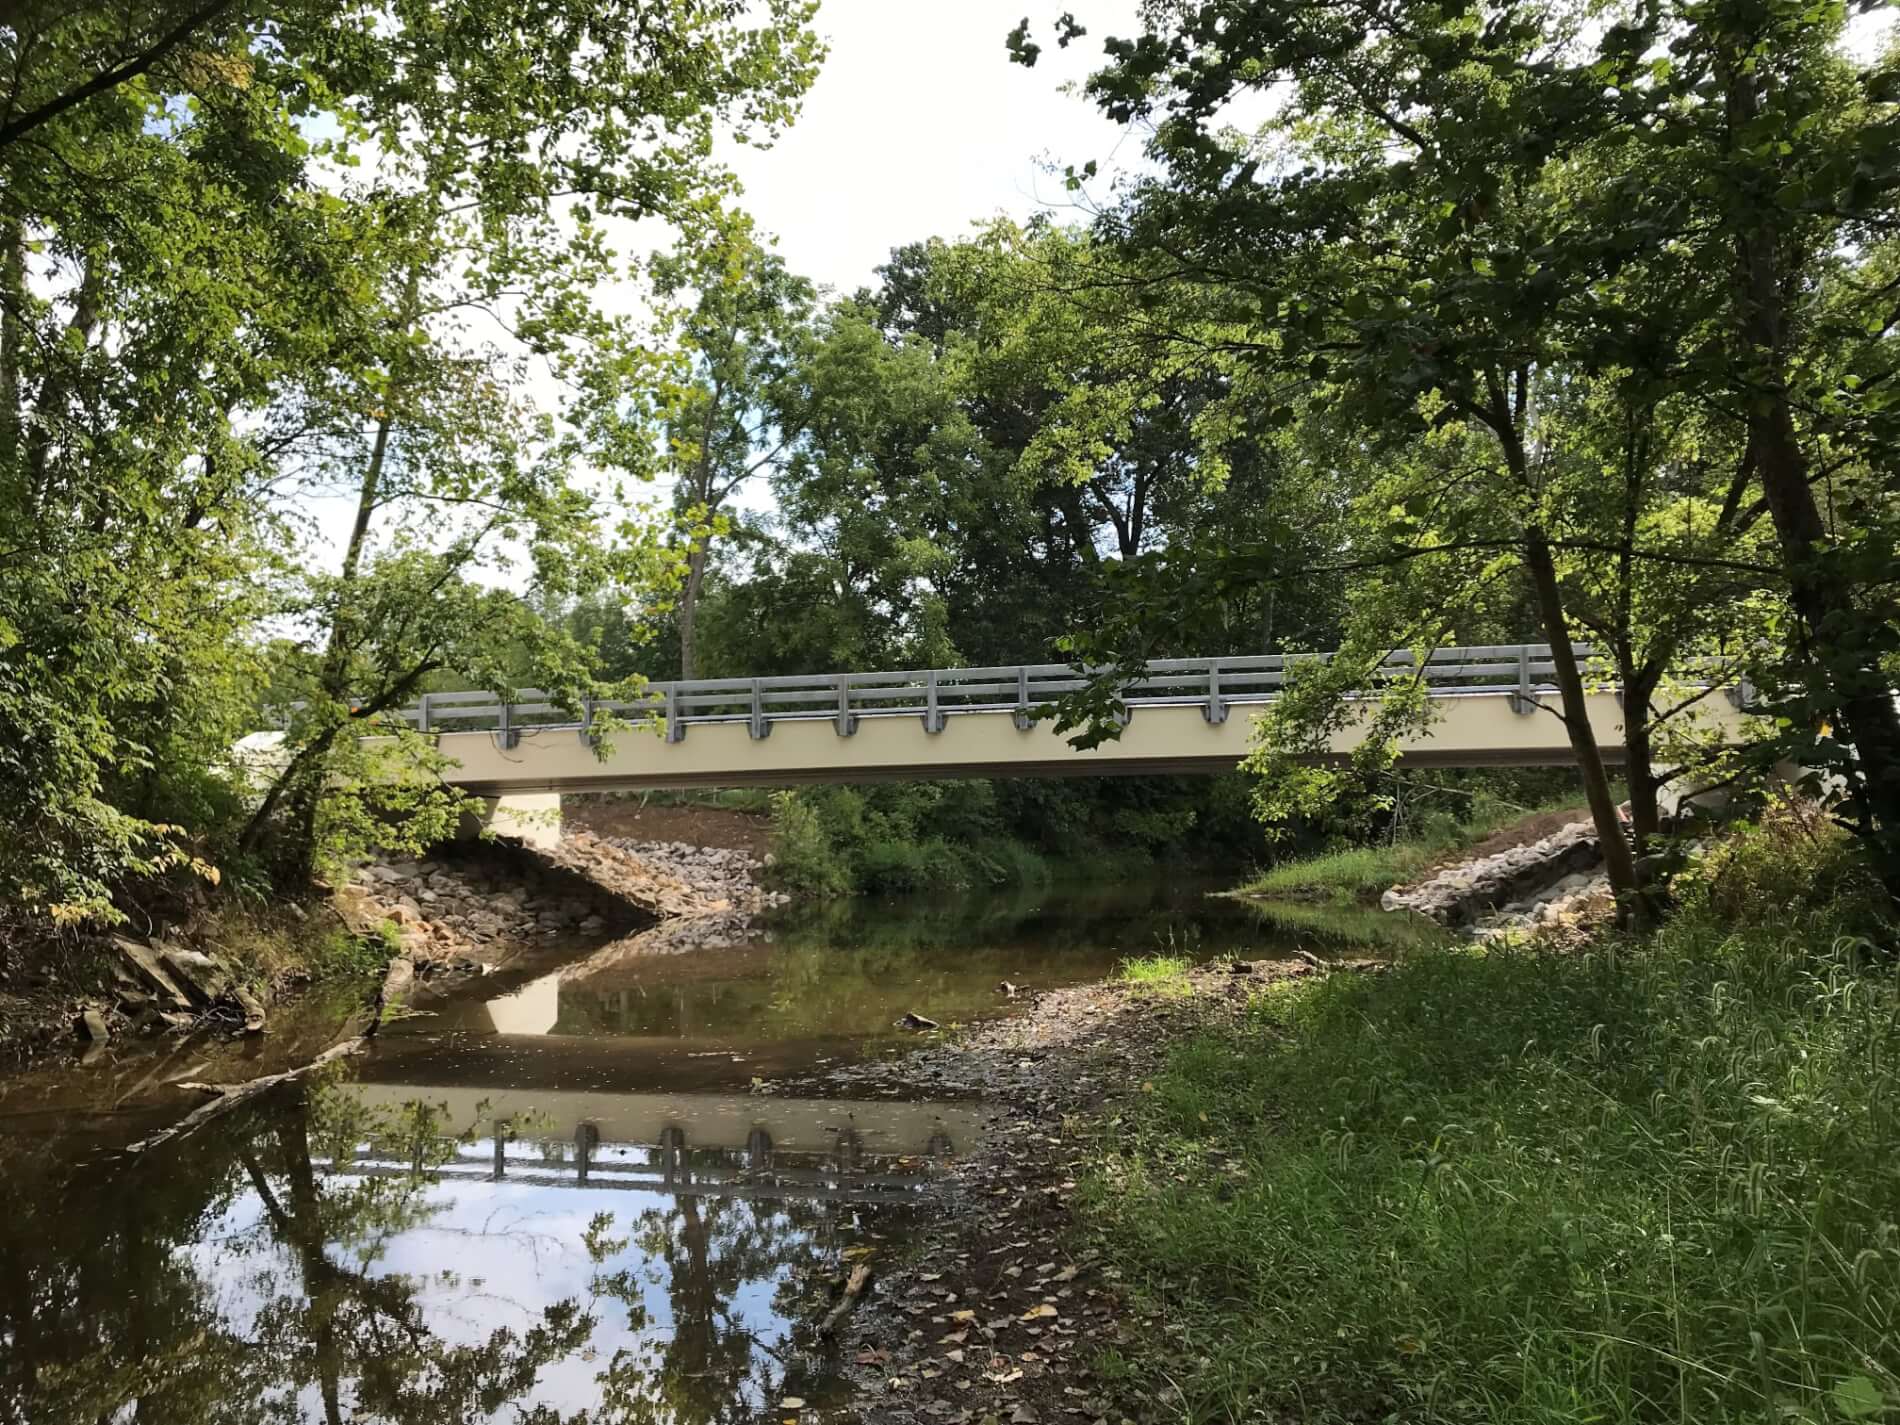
<box><xmin>0</xmin><ymin>0</ymin><xmax>243</xmax><ymax>152</ymax></box>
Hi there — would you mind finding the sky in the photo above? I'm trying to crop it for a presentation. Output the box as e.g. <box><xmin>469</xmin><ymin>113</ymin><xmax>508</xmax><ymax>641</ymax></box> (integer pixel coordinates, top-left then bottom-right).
<box><xmin>301</xmin><ymin>3</ymin><xmax>1140</xmax><ymax>566</ymax></box>
<box><xmin>725</xmin><ymin>0</ymin><xmax>1144</xmax><ymax>297</ymax></box>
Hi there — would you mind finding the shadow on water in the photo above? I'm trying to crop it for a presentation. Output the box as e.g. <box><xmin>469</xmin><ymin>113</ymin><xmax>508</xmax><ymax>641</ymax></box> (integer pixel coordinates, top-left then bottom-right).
<box><xmin>0</xmin><ymin>877</ymin><xmax>1423</xmax><ymax>1423</ymax></box>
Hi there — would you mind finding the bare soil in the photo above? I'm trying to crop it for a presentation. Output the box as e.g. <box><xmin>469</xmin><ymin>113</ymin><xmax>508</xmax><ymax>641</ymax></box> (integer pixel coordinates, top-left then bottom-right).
<box><xmin>762</xmin><ymin>957</ymin><xmax>1372</xmax><ymax>1425</ymax></box>
<box><xmin>562</xmin><ymin>794</ymin><xmax>771</xmax><ymax>856</ymax></box>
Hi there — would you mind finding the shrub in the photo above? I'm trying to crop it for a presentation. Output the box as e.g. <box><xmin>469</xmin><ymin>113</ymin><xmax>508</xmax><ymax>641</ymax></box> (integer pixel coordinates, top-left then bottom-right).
<box><xmin>764</xmin><ymin>791</ymin><xmax>851</xmax><ymax>898</ymax></box>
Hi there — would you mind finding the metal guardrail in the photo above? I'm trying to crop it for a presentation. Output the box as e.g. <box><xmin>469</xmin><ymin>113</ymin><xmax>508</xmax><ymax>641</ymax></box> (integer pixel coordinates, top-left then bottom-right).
<box><xmin>319</xmin><ymin>644</ymin><xmax>1750</xmax><ymax>748</ymax></box>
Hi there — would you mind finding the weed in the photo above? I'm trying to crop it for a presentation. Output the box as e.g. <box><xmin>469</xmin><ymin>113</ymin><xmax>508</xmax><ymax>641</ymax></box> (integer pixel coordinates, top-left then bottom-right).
<box><xmin>1117</xmin><ymin>953</ymin><xmax>1195</xmax><ymax>998</ymax></box>
<box><xmin>1081</xmin><ymin>885</ymin><xmax>1900</xmax><ymax>1423</ymax></box>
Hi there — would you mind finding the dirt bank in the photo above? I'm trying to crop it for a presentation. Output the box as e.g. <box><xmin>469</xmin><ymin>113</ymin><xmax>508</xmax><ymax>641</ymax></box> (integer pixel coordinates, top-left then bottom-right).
<box><xmin>759</xmin><ymin>957</ymin><xmax>1354</xmax><ymax>1425</ymax></box>
<box><xmin>564</xmin><ymin>793</ymin><xmax>772</xmax><ymax>856</ymax></box>
<box><xmin>1</xmin><ymin>823</ymin><xmax>766</xmax><ymax>1069</ymax></box>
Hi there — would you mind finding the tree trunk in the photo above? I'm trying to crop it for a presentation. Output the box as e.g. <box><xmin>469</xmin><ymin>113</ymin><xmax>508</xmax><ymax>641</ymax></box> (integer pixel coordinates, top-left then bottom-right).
<box><xmin>1620</xmin><ymin>672</ymin><xmax>1662</xmax><ymax>858</ymax></box>
<box><xmin>677</xmin><ymin>535</ymin><xmax>708</xmax><ymax>680</ymax></box>
<box><xmin>1719</xmin><ymin>48</ymin><xmax>1900</xmax><ymax>907</ymax></box>
<box><xmin>1753</xmin><ymin>400</ymin><xmax>1900</xmax><ymax>884</ymax></box>
<box><xmin>243</xmin><ymin>258</ymin><xmax>413</xmax><ymax>878</ymax></box>
<box><xmin>1524</xmin><ymin>527</ymin><xmax>1642</xmax><ymax>923</ymax></box>
<box><xmin>0</xmin><ymin>224</ymin><xmax>23</xmax><ymax>483</ymax></box>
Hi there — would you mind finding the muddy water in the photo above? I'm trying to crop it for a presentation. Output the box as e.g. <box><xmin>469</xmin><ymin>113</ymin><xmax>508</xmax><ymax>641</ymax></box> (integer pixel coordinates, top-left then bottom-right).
<box><xmin>0</xmin><ymin>879</ymin><xmax>1374</xmax><ymax>1425</ymax></box>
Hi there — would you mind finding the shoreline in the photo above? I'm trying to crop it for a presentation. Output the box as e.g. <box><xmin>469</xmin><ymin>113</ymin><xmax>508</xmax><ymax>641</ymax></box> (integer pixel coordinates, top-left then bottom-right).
<box><xmin>755</xmin><ymin>956</ymin><xmax>1338</xmax><ymax>1424</ymax></box>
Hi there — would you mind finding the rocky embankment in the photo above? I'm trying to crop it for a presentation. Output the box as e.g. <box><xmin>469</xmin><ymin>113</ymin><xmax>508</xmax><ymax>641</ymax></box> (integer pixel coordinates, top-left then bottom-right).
<box><xmin>347</xmin><ymin>827</ymin><xmax>788</xmax><ymax>972</ymax></box>
<box><xmin>1381</xmin><ymin>819</ymin><xmax>1610</xmax><ymax>938</ymax></box>
<box><xmin>592</xmin><ymin>837</ymin><xmax>789</xmax><ymax>911</ymax></box>
<box><xmin>42</xmin><ymin>818</ymin><xmax>788</xmax><ymax>1057</ymax></box>
<box><xmin>99</xmin><ymin>936</ymin><xmax>270</xmax><ymax>1043</ymax></box>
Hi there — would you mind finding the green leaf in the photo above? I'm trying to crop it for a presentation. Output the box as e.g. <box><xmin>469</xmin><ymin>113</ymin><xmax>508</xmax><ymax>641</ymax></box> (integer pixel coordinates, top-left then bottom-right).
<box><xmin>1831</xmin><ymin>1376</ymin><xmax>1883</xmax><ymax>1420</ymax></box>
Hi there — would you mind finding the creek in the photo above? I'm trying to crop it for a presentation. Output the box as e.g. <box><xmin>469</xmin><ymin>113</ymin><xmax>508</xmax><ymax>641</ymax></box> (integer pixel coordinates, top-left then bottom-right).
<box><xmin>0</xmin><ymin>878</ymin><xmax>1388</xmax><ymax>1425</ymax></box>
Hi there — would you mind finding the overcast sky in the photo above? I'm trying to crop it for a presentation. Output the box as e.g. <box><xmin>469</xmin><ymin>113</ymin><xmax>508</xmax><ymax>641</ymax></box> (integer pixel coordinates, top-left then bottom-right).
<box><xmin>725</xmin><ymin>0</ymin><xmax>1143</xmax><ymax>295</ymax></box>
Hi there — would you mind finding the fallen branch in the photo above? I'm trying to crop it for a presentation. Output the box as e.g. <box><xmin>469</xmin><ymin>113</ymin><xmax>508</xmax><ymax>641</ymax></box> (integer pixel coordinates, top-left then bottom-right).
<box><xmin>124</xmin><ymin>956</ymin><xmax>412</xmax><ymax>1154</ymax></box>
<box><xmin>820</xmin><ymin>1261</ymin><xmax>873</xmax><ymax>1339</ymax></box>
<box><xmin>124</xmin><ymin>1034</ymin><xmax>367</xmax><ymax>1154</ymax></box>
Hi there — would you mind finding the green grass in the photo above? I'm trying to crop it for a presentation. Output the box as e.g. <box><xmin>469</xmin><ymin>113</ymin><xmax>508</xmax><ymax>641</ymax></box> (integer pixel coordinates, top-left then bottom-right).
<box><xmin>1117</xmin><ymin>953</ymin><xmax>1195</xmax><ymax>997</ymax></box>
<box><xmin>1081</xmin><ymin>828</ymin><xmax>1900</xmax><ymax>1424</ymax></box>
<box><xmin>1242</xmin><ymin>840</ymin><xmax>1447</xmax><ymax>900</ymax></box>
<box><xmin>1241</xmin><ymin>795</ymin><xmax>1585</xmax><ymax>903</ymax></box>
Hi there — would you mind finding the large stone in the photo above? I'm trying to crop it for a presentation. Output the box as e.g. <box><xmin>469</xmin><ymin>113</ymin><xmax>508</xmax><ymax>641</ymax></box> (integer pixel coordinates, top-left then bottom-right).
<box><xmin>76</xmin><ymin>1008</ymin><xmax>111</xmax><ymax>1042</ymax></box>
<box><xmin>111</xmin><ymin>936</ymin><xmax>193</xmax><ymax>1012</ymax></box>
<box><xmin>158</xmin><ymin>947</ymin><xmax>232</xmax><ymax>1008</ymax></box>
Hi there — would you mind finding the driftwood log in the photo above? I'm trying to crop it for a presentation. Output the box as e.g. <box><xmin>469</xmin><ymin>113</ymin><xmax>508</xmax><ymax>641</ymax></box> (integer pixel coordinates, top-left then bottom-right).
<box><xmin>124</xmin><ymin>956</ymin><xmax>411</xmax><ymax>1155</ymax></box>
<box><xmin>124</xmin><ymin>1035</ymin><xmax>366</xmax><ymax>1153</ymax></box>
<box><xmin>820</xmin><ymin>1261</ymin><xmax>873</xmax><ymax>1338</ymax></box>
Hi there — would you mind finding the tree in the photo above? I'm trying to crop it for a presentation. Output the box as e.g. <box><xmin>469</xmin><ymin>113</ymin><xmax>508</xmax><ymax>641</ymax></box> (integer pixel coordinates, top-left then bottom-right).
<box><xmin>0</xmin><ymin>2</ymin><xmax>348</xmax><ymax>917</ymax></box>
<box><xmin>1016</xmin><ymin>0</ymin><xmax>1900</xmax><ymax>907</ymax></box>
<box><xmin>224</xmin><ymin>2</ymin><xmax>819</xmax><ymax>880</ymax></box>
<box><xmin>0</xmin><ymin>0</ymin><xmax>824</xmax><ymax>913</ymax></box>
<box><xmin>641</xmin><ymin>215</ymin><xmax>815</xmax><ymax>680</ymax></box>
<box><xmin>1608</xmin><ymin>0</ymin><xmax>1900</xmax><ymax>894</ymax></box>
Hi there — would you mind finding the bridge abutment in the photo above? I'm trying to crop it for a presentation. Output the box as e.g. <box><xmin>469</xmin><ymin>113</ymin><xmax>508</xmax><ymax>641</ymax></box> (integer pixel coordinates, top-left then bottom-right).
<box><xmin>458</xmin><ymin>792</ymin><xmax>563</xmax><ymax>849</ymax></box>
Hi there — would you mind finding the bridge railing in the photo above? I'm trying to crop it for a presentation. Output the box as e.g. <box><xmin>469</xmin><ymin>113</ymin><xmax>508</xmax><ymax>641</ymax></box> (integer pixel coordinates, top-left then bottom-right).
<box><xmin>350</xmin><ymin>644</ymin><xmax>1749</xmax><ymax>746</ymax></box>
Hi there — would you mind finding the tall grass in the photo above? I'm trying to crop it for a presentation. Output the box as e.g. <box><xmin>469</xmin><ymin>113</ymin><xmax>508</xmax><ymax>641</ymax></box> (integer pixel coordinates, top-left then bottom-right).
<box><xmin>1082</xmin><ymin>832</ymin><xmax>1900</xmax><ymax>1423</ymax></box>
<box><xmin>1243</xmin><ymin>840</ymin><xmax>1448</xmax><ymax>900</ymax></box>
<box><xmin>1117</xmin><ymin>953</ymin><xmax>1195</xmax><ymax>997</ymax></box>
<box><xmin>1241</xmin><ymin>794</ymin><xmax>1586</xmax><ymax>902</ymax></box>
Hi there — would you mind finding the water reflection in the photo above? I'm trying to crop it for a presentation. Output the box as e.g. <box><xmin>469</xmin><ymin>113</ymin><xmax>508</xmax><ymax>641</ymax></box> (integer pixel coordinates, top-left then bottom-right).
<box><xmin>0</xmin><ymin>1081</ymin><xmax>966</xmax><ymax>1425</ymax></box>
<box><xmin>403</xmin><ymin>877</ymin><xmax>1310</xmax><ymax>1054</ymax></box>
<box><xmin>0</xmin><ymin>878</ymin><xmax>1417</xmax><ymax>1424</ymax></box>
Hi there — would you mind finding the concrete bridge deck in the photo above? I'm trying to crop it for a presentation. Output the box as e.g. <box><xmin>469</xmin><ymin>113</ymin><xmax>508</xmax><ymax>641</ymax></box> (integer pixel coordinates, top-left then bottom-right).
<box><xmin>355</xmin><ymin>646</ymin><xmax>1752</xmax><ymax>796</ymax></box>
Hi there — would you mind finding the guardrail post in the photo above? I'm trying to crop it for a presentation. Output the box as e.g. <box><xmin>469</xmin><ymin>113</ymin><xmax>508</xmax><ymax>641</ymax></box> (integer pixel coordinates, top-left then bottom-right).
<box><xmin>748</xmin><ymin>679</ymin><xmax>770</xmax><ymax>740</ymax></box>
<box><xmin>577</xmin><ymin>697</ymin><xmax>596</xmax><ymax>747</ymax></box>
<box><xmin>1725</xmin><ymin>672</ymin><xmax>1756</xmax><ymax>710</ymax></box>
<box><xmin>416</xmin><ymin>693</ymin><xmax>432</xmax><ymax>733</ymax></box>
<box><xmin>834</xmin><ymin>675</ymin><xmax>858</xmax><ymax>737</ymax></box>
<box><xmin>924</xmin><ymin>669</ymin><xmax>945</xmax><ymax>733</ymax></box>
<box><xmin>1508</xmin><ymin>646</ymin><xmax>1537</xmax><ymax>716</ymax></box>
<box><xmin>497</xmin><ymin>696</ymin><xmax>520</xmax><ymax>749</ymax></box>
<box><xmin>1204</xmin><ymin>660</ymin><xmax>1227</xmax><ymax>725</ymax></box>
<box><xmin>664</xmin><ymin>685</ymin><xmax>685</xmax><ymax>744</ymax></box>
<box><xmin>1013</xmin><ymin>666</ymin><xmax>1032</xmax><ymax>731</ymax></box>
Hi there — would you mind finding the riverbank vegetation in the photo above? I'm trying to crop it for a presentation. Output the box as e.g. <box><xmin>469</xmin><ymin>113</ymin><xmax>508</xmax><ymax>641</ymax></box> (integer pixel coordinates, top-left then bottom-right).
<box><xmin>1242</xmin><ymin>789</ymin><xmax>1592</xmax><ymax>903</ymax></box>
<box><xmin>8</xmin><ymin>0</ymin><xmax>1900</xmax><ymax>947</ymax></box>
<box><xmin>764</xmin><ymin>774</ymin><xmax>1264</xmax><ymax>897</ymax></box>
<box><xmin>1082</xmin><ymin>820</ymin><xmax>1899</xmax><ymax>1423</ymax></box>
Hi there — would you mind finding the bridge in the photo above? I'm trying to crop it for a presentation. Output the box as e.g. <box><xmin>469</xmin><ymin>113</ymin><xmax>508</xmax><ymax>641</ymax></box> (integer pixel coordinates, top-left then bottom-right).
<box><xmin>358</xmin><ymin>646</ymin><xmax>1751</xmax><ymax>819</ymax></box>
<box><xmin>337</xmin><ymin>1083</ymin><xmax>982</xmax><ymax>1203</ymax></box>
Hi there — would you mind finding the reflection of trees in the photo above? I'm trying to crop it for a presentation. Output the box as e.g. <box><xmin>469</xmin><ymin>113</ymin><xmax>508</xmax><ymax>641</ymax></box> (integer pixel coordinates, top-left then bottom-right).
<box><xmin>0</xmin><ymin>1131</ymin><xmax>251</xmax><ymax>1424</ymax></box>
<box><xmin>587</xmin><ymin>1140</ymin><xmax>845</xmax><ymax>1425</ymax></box>
<box><xmin>234</xmin><ymin>1089</ymin><xmax>590</xmax><ymax>1424</ymax></box>
<box><xmin>2</xmin><ymin>1086</ymin><xmax>898</xmax><ymax>1425</ymax></box>
<box><xmin>0</xmin><ymin>1085</ymin><xmax>591</xmax><ymax>1425</ymax></box>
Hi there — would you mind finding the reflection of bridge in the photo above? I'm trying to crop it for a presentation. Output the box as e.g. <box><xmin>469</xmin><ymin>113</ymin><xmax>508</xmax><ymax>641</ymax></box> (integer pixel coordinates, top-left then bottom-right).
<box><xmin>360</xmin><ymin>646</ymin><xmax>1751</xmax><ymax>799</ymax></box>
<box><xmin>337</xmin><ymin>1085</ymin><xmax>982</xmax><ymax>1204</ymax></box>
